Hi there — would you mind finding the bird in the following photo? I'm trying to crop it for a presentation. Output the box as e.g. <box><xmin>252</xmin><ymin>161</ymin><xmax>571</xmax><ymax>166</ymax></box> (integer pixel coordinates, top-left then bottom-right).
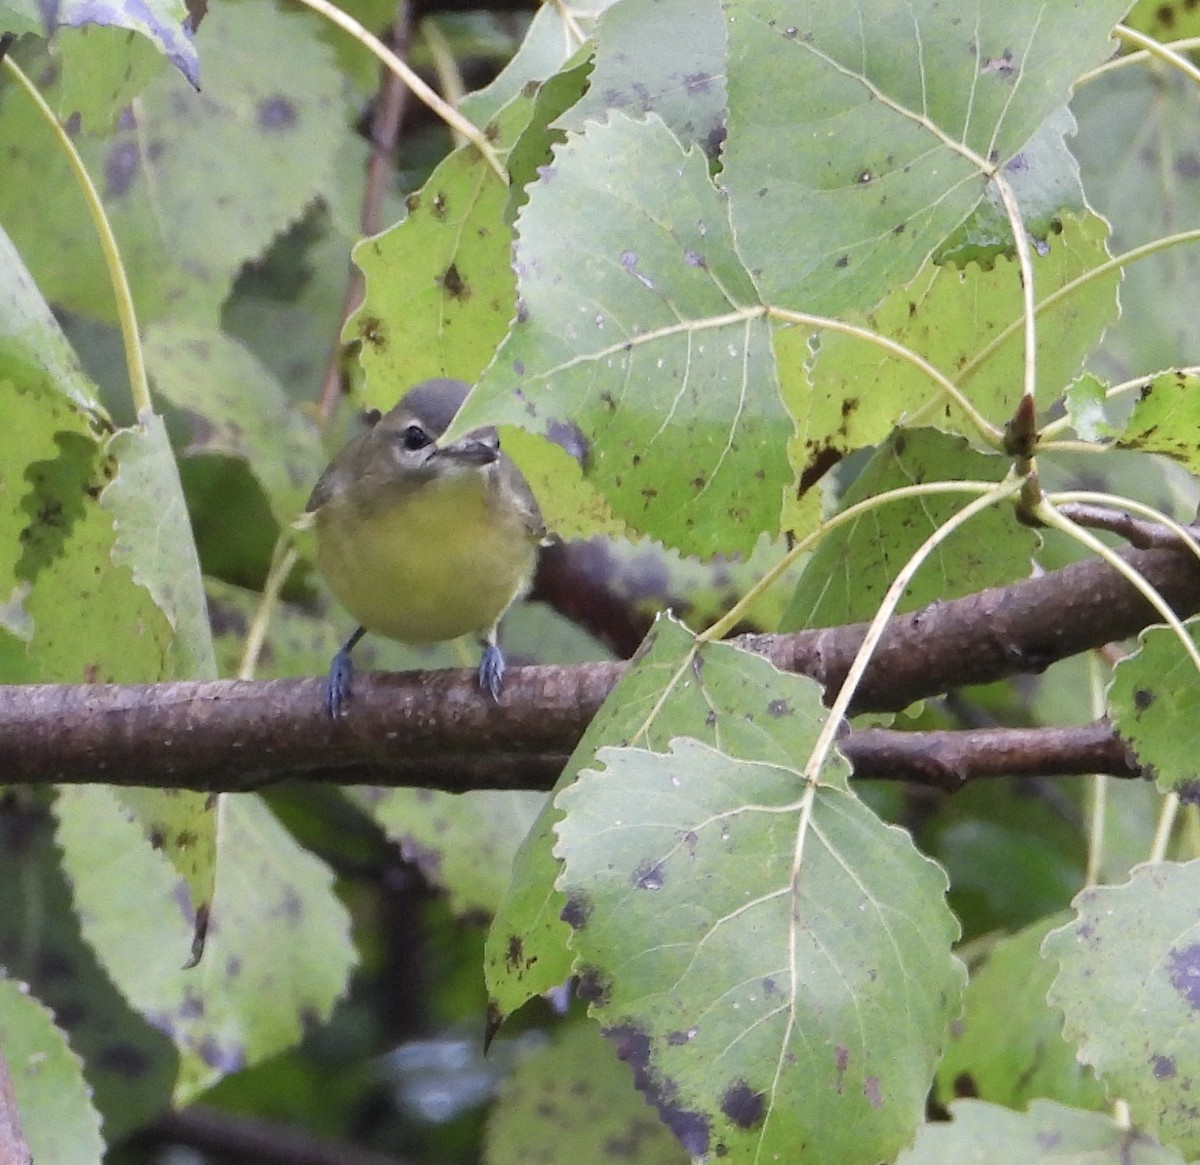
<box><xmin>301</xmin><ymin>378</ymin><xmax>544</xmax><ymax>717</ymax></box>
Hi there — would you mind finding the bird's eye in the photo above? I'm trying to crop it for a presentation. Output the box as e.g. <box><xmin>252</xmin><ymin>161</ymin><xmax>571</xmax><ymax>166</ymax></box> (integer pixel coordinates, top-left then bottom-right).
<box><xmin>400</xmin><ymin>424</ymin><xmax>431</xmax><ymax>451</ymax></box>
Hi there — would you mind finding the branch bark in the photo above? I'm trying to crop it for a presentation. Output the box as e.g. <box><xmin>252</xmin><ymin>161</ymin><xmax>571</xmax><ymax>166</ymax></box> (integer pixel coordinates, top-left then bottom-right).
<box><xmin>0</xmin><ymin>539</ymin><xmax>1193</xmax><ymax>791</ymax></box>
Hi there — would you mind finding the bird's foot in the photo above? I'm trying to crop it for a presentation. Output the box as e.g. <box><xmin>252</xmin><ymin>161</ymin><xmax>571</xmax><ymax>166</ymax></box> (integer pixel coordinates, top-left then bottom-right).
<box><xmin>324</xmin><ymin>627</ymin><xmax>366</xmax><ymax>718</ymax></box>
<box><xmin>478</xmin><ymin>641</ymin><xmax>506</xmax><ymax>701</ymax></box>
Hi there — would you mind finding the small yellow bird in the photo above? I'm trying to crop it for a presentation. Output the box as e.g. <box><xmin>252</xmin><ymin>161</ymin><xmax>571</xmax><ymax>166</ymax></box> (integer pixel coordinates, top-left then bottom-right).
<box><xmin>303</xmin><ymin>378</ymin><xmax>544</xmax><ymax>716</ymax></box>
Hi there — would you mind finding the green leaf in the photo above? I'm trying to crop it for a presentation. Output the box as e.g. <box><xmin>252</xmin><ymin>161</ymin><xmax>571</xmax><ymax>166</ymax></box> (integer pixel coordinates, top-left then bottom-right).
<box><xmin>485</xmin><ymin>615</ymin><xmax>852</xmax><ymax>1025</ymax></box>
<box><xmin>0</xmin><ymin>0</ymin><xmax>197</xmax><ymax>86</ymax></box>
<box><xmin>1123</xmin><ymin>2</ymin><xmax>1200</xmax><ymax>58</ymax></box>
<box><xmin>556</xmin><ymin>738</ymin><xmax>963</xmax><ymax>1164</ymax></box>
<box><xmin>935</xmin><ymin>916</ymin><xmax>1105</xmax><ymax>1111</ymax></box>
<box><xmin>0</xmin><ymin>793</ymin><xmax>176</xmax><ymax>1140</ymax></box>
<box><xmin>780</xmin><ymin>211</ymin><xmax>1118</xmax><ymax>520</ymax></box>
<box><xmin>484</xmin><ymin>1020</ymin><xmax>688</xmax><ymax>1165</ymax></box>
<box><xmin>559</xmin><ymin>0</ymin><xmax>726</xmax><ymax>156</ymax></box>
<box><xmin>354</xmin><ymin>789</ymin><xmax>548</xmax><ymax>919</ymax></box>
<box><xmin>1114</xmin><ymin>370</ymin><xmax>1200</xmax><ymax>472</ymax></box>
<box><xmin>54</xmin><ymin>25</ymin><xmax>168</xmax><ymax>131</ymax></box>
<box><xmin>102</xmin><ymin>411</ymin><xmax>216</xmax><ymax>681</ymax></box>
<box><xmin>1107</xmin><ymin>623</ymin><xmax>1200</xmax><ymax>798</ymax></box>
<box><xmin>0</xmin><ymin>2</ymin><xmax>344</xmax><ymax>327</ymax></box>
<box><xmin>349</xmin><ymin>149</ymin><xmax>516</xmax><ymax>397</ymax></box>
<box><xmin>781</xmin><ymin>429</ymin><xmax>1031</xmax><ymax>631</ymax></box>
<box><xmin>898</xmin><ymin>1098</ymin><xmax>1185</xmax><ymax>1165</ymax></box>
<box><xmin>1044</xmin><ymin>859</ymin><xmax>1200</xmax><ymax>1157</ymax></box>
<box><xmin>721</xmin><ymin>0</ymin><xmax>1131</xmax><ymax>314</ymax></box>
<box><xmin>144</xmin><ymin>323</ymin><xmax>326</xmax><ymax>530</ymax></box>
<box><xmin>0</xmin><ymin>977</ymin><xmax>105</xmax><ymax>1165</ymax></box>
<box><xmin>457</xmin><ymin>114</ymin><xmax>789</xmax><ymax>558</ymax></box>
<box><xmin>55</xmin><ymin>788</ymin><xmax>356</xmax><ymax>1102</ymax></box>
<box><xmin>1063</xmin><ymin>373</ymin><xmax>1115</xmax><ymax>443</ymax></box>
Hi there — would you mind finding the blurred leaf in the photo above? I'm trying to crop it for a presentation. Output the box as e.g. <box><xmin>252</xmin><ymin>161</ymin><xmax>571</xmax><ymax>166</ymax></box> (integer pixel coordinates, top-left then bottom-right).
<box><xmin>1073</xmin><ymin>66</ymin><xmax>1200</xmax><ymax>374</ymax></box>
<box><xmin>721</xmin><ymin>0</ymin><xmax>1130</xmax><ymax>314</ymax></box>
<box><xmin>144</xmin><ymin>323</ymin><xmax>326</xmax><ymax>529</ymax></box>
<box><xmin>55</xmin><ymin>788</ymin><xmax>356</xmax><ymax>1102</ymax></box>
<box><xmin>1123</xmin><ymin>1</ymin><xmax>1200</xmax><ymax>48</ymax></box>
<box><xmin>354</xmin><ymin>788</ymin><xmax>548</xmax><ymax>919</ymax></box>
<box><xmin>898</xmin><ymin>1098</ymin><xmax>1185</xmax><ymax>1164</ymax></box>
<box><xmin>558</xmin><ymin>0</ymin><xmax>726</xmax><ymax>156</ymax></box>
<box><xmin>935</xmin><ymin>916</ymin><xmax>1105</xmax><ymax>1111</ymax></box>
<box><xmin>459</xmin><ymin>114</ymin><xmax>787</xmax><ymax>557</ymax></box>
<box><xmin>0</xmin><ymin>976</ymin><xmax>104</xmax><ymax>1165</ymax></box>
<box><xmin>0</xmin><ymin>0</ymin><xmax>196</xmax><ymax>86</ymax></box>
<box><xmin>1045</xmin><ymin>859</ymin><xmax>1200</xmax><ymax>1156</ymax></box>
<box><xmin>0</xmin><ymin>2</ymin><xmax>343</xmax><ymax>327</ymax></box>
<box><xmin>484</xmin><ymin>1020</ymin><xmax>688</xmax><ymax>1165</ymax></box>
<box><xmin>556</xmin><ymin>738</ymin><xmax>963</xmax><ymax>1165</ymax></box>
<box><xmin>0</xmin><ymin>794</ymin><xmax>176</xmax><ymax>1139</ymax></box>
<box><xmin>1063</xmin><ymin>373</ymin><xmax>1115</xmax><ymax>442</ymax></box>
<box><xmin>485</xmin><ymin>615</ymin><xmax>853</xmax><ymax>1025</ymax></box>
<box><xmin>1108</xmin><ymin>623</ymin><xmax>1200</xmax><ymax>798</ymax></box>
<box><xmin>781</xmin><ymin>429</ymin><xmax>1031</xmax><ymax>631</ymax></box>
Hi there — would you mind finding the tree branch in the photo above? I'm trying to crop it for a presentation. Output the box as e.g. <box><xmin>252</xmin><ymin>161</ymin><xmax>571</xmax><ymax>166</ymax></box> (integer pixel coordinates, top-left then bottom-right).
<box><xmin>1</xmin><ymin>540</ymin><xmax>1194</xmax><ymax>790</ymax></box>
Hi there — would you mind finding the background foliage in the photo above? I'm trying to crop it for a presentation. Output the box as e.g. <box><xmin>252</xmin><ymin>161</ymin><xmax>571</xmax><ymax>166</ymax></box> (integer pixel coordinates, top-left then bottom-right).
<box><xmin>3</xmin><ymin>0</ymin><xmax>1200</xmax><ymax>1161</ymax></box>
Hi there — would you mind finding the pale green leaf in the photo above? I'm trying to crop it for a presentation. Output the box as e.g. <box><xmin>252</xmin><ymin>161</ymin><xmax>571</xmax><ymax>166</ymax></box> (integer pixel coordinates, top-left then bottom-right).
<box><xmin>349</xmin><ymin>150</ymin><xmax>516</xmax><ymax>397</ymax></box>
<box><xmin>485</xmin><ymin>616</ymin><xmax>851</xmax><ymax>1025</ymax></box>
<box><xmin>1115</xmin><ymin>370</ymin><xmax>1200</xmax><ymax>472</ymax></box>
<box><xmin>457</xmin><ymin>113</ymin><xmax>789</xmax><ymax>557</ymax></box>
<box><xmin>55</xmin><ymin>788</ymin><xmax>356</xmax><ymax>1102</ymax></box>
<box><xmin>53</xmin><ymin>25</ymin><xmax>168</xmax><ymax>131</ymax></box>
<box><xmin>1044</xmin><ymin>860</ymin><xmax>1200</xmax><ymax>1156</ymax></box>
<box><xmin>781</xmin><ymin>211</ymin><xmax>1118</xmax><ymax>520</ymax></box>
<box><xmin>722</xmin><ymin>0</ymin><xmax>1130</xmax><ymax>314</ymax></box>
<box><xmin>0</xmin><ymin>793</ymin><xmax>175</xmax><ymax>1140</ymax></box>
<box><xmin>102</xmin><ymin>411</ymin><xmax>216</xmax><ymax>680</ymax></box>
<box><xmin>1107</xmin><ymin>623</ymin><xmax>1200</xmax><ymax>798</ymax></box>
<box><xmin>898</xmin><ymin>1099</ymin><xmax>1185</xmax><ymax>1165</ymax></box>
<box><xmin>556</xmin><ymin>738</ymin><xmax>963</xmax><ymax>1164</ymax></box>
<box><xmin>144</xmin><ymin>323</ymin><xmax>326</xmax><ymax>529</ymax></box>
<box><xmin>0</xmin><ymin>977</ymin><xmax>104</xmax><ymax>1165</ymax></box>
<box><xmin>484</xmin><ymin>1020</ymin><xmax>687</xmax><ymax>1165</ymax></box>
<box><xmin>781</xmin><ymin>429</ymin><xmax>1030</xmax><ymax>631</ymax></box>
<box><xmin>558</xmin><ymin>0</ymin><xmax>726</xmax><ymax>156</ymax></box>
<box><xmin>935</xmin><ymin>916</ymin><xmax>1105</xmax><ymax>1111</ymax></box>
<box><xmin>1063</xmin><ymin>373</ymin><xmax>1115</xmax><ymax>443</ymax></box>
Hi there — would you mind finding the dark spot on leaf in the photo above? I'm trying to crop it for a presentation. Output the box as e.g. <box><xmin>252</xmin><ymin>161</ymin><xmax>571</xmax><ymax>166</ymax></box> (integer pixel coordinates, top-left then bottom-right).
<box><xmin>762</xmin><ymin>977</ymin><xmax>777</xmax><ymax>995</ymax></box>
<box><xmin>515</xmin><ymin>299</ymin><xmax>529</xmax><ymax>324</ymax></box>
<box><xmin>358</xmin><ymin>315</ymin><xmax>386</xmax><ymax>351</ymax></box>
<box><xmin>857</xmin><ymin>170</ymin><xmax>871</xmax><ymax>184</ymax></box>
<box><xmin>576</xmin><ymin>965</ymin><xmax>611</xmax><ymax>1005</ymax></box>
<box><xmin>505</xmin><ymin>935</ymin><xmax>524</xmax><ymax>971</ymax></box>
<box><xmin>684</xmin><ymin>249</ymin><xmax>706</xmax><ymax>268</ymax></box>
<box><xmin>1152</xmin><ymin>1053</ymin><xmax>1177</xmax><ymax>1078</ymax></box>
<box><xmin>406</xmin><ymin>192</ymin><xmax>421</xmax><ymax>213</ymax></box>
<box><xmin>798</xmin><ymin>444</ymin><xmax>843</xmax><ymax>497</ymax></box>
<box><xmin>148</xmin><ymin>826</ymin><xmax>166</xmax><ymax>849</ymax></box>
<box><xmin>666</xmin><ymin>1028</ymin><xmax>696</xmax><ymax>1045</ymax></box>
<box><xmin>834</xmin><ymin>255</ymin><xmax>849</xmax><ymax>268</ymax></box>
<box><xmin>863</xmin><ymin>1075</ymin><xmax>883</xmax><ymax>1109</ymax></box>
<box><xmin>767</xmin><ymin>699</ymin><xmax>790</xmax><ymax>718</ymax></box>
<box><xmin>440</xmin><ymin>263</ymin><xmax>469</xmax><ymax>301</ymax></box>
<box><xmin>1133</xmin><ymin>688</ymin><xmax>1154</xmax><ymax>711</ymax></box>
<box><xmin>179</xmin><ymin>991</ymin><xmax>204</xmax><ymax>1019</ymax></box>
<box><xmin>197</xmin><ymin>1036</ymin><xmax>243</xmax><ymax>1072</ymax></box>
<box><xmin>431</xmin><ymin>191</ymin><xmax>448</xmax><ymax>219</ymax></box>
<box><xmin>225</xmin><ymin>956</ymin><xmax>242</xmax><ymax>978</ymax></box>
<box><xmin>105</xmin><ymin>140</ymin><xmax>139</xmax><ymax>198</ymax></box>
<box><xmin>1177</xmin><ymin>779</ymin><xmax>1200</xmax><ymax>806</ymax></box>
<box><xmin>632</xmin><ymin>860</ymin><xmax>665</xmax><ymax>891</ymax></box>
<box><xmin>561</xmin><ymin>891</ymin><xmax>592</xmax><ymax>930</ymax></box>
<box><xmin>953</xmin><ymin>1071</ymin><xmax>979</xmax><ymax>1097</ymax></box>
<box><xmin>1168</xmin><ymin>942</ymin><xmax>1200</xmax><ymax>1008</ymax></box>
<box><xmin>1037</xmin><ymin>1130</ymin><xmax>1061</xmax><ymax>1149</ymax></box>
<box><xmin>547</xmin><ymin>417</ymin><xmax>589</xmax><ymax>467</ymax></box>
<box><xmin>258</xmin><ymin>96</ymin><xmax>296</xmax><ymax>130</ymax></box>
<box><xmin>521</xmin><ymin>79</ymin><xmax>539</xmax><ymax>98</ymax></box>
<box><xmin>720</xmin><ymin>1080</ymin><xmax>765</xmax><ymax>1129</ymax></box>
<box><xmin>981</xmin><ymin>49</ymin><xmax>1014</xmax><ymax>77</ymax></box>
<box><xmin>604</xmin><ymin>1024</ymin><xmax>710</xmax><ymax>1157</ymax></box>
<box><xmin>1177</xmin><ymin>153</ymin><xmax>1200</xmax><ymax>179</ymax></box>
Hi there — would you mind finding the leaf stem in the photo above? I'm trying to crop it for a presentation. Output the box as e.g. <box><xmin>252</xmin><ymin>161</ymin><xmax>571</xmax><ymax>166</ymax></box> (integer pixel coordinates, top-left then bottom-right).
<box><xmin>1076</xmin><ymin>36</ymin><xmax>1200</xmax><ymax>86</ymax></box>
<box><xmin>1083</xmin><ymin>652</ymin><xmax>1108</xmax><ymax>887</ymax></box>
<box><xmin>1112</xmin><ymin>24</ymin><xmax>1200</xmax><ymax>89</ymax></box>
<box><xmin>3</xmin><ymin>57</ymin><xmax>149</xmax><ymax>416</ymax></box>
<box><xmin>989</xmin><ymin>171</ymin><xmax>1037</xmax><ymax>406</ymax></box>
<box><xmin>237</xmin><ymin>541</ymin><xmax>301</xmax><ymax>680</ymax></box>
<box><xmin>291</xmin><ymin>0</ymin><xmax>507</xmax><ymax>182</ymax></box>
<box><xmin>420</xmin><ymin>16</ymin><xmax>468</xmax><ymax>150</ymax></box>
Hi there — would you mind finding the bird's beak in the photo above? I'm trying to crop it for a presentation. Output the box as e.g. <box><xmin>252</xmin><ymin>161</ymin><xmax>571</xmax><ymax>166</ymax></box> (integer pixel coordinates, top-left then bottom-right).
<box><xmin>432</xmin><ymin>427</ymin><xmax>500</xmax><ymax>467</ymax></box>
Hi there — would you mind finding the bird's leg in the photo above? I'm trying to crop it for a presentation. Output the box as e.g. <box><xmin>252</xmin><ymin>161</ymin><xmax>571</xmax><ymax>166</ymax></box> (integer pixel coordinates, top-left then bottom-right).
<box><xmin>325</xmin><ymin>626</ymin><xmax>366</xmax><ymax>717</ymax></box>
<box><xmin>478</xmin><ymin>626</ymin><xmax>506</xmax><ymax>701</ymax></box>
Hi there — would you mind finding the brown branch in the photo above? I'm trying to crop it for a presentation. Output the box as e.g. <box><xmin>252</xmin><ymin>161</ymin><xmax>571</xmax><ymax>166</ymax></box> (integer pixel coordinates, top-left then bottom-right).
<box><xmin>0</xmin><ymin>539</ymin><xmax>1194</xmax><ymax>791</ymax></box>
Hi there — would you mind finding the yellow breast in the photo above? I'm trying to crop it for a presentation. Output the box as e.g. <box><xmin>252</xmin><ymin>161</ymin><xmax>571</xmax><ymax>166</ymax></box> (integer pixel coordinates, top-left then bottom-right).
<box><xmin>313</xmin><ymin>466</ymin><xmax>537</xmax><ymax>645</ymax></box>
